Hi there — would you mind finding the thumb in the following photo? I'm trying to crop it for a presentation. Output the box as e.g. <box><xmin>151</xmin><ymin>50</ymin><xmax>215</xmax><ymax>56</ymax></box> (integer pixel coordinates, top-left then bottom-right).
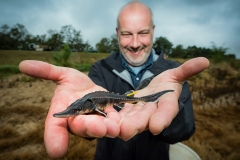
<box><xmin>19</xmin><ymin>60</ymin><xmax>65</xmax><ymax>81</ymax></box>
<box><xmin>174</xmin><ymin>57</ymin><xmax>210</xmax><ymax>82</ymax></box>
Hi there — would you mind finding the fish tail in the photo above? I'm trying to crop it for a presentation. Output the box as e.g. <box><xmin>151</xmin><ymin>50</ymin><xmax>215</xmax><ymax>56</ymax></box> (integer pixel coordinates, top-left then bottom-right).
<box><xmin>140</xmin><ymin>90</ymin><xmax>174</xmax><ymax>102</ymax></box>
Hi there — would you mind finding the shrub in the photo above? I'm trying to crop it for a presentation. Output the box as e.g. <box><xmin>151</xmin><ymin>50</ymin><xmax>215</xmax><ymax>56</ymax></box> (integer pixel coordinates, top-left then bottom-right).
<box><xmin>74</xmin><ymin>63</ymin><xmax>92</xmax><ymax>72</ymax></box>
<box><xmin>52</xmin><ymin>44</ymin><xmax>72</xmax><ymax>67</ymax></box>
<box><xmin>0</xmin><ymin>65</ymin><xmax>20</xmax><ymax>78</ymax></box>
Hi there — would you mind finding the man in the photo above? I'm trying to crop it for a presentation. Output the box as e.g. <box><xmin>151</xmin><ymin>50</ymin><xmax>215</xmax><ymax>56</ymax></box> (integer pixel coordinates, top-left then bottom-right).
<box><xmin>19</xmin><ymin>1</ymin><xmax>209</xmax><ymax>160</ymax></box>
<box><xmin>90</xmin><ymin>2</ymin><xmax>193</xmax><ymax>159</ymax></box>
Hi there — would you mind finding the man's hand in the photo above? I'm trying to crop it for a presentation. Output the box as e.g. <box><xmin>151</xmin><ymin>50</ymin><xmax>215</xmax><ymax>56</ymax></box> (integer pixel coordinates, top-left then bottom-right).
<box><xmin>19</xmin><ymin>61</ymin><xmax>121</xmax><ymax>158</ymax></box>
<box><xmin>19</xmin><ymin>57</ymin><xmax>209</xmax><ymax>158</ymax></box>
<box><xmin>118</xmin><ymin>57</ymin><xmax>209</xmax><ymax>140</ymax></box>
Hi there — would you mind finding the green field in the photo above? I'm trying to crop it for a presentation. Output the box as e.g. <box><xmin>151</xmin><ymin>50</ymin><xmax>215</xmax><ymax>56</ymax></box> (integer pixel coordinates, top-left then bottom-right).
<box><xmin>0</xmin><ymin>50</ymin><xmax>109</xmax><ymax>77</ymax></box>
<box><xmin>0</xmin><ymin>50</ymin><xmax>109</xmax><ymax>65</ymax></box>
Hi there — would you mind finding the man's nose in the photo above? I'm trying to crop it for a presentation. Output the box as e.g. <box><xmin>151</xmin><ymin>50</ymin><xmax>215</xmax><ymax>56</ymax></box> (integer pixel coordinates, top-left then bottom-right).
<box><xmin>131</xmin><ymin>34</ymin><xmax>140</xmax><ymax>48</ymax></box>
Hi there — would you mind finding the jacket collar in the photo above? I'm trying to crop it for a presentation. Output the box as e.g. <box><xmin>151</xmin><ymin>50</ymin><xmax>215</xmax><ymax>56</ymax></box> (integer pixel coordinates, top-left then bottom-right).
<box><xmin>103</xmin><ymin>49</ymin><xmax>170</xmax><ymax>88</ymax></box>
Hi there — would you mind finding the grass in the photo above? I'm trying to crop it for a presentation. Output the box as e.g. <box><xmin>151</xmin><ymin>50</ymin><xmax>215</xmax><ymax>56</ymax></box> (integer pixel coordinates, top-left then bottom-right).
<box><xmin>0</xmin><ymin>50</ymin><xmax>109</xmax><ymax>65</ymax></box>
<box><xmin>0</xmin><ymin>50</ymin><xmax>54</xmax><ymax>65</ymax></box>
<box><xmin>0</xmin><ymin>50</ymin><xmax>109</xmax><ymax>78</ymax></box>
<box><xmin>0</xmin><ymin>65</ymin><xmax>20</xmax><ymax>77</ymax></box>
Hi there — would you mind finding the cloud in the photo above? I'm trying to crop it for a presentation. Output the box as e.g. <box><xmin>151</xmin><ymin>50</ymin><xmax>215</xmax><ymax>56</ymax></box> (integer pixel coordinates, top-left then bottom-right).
<box><xmin>147</xmin><ymin>0</ymin><xmax>240</xmax><ymax>57</ymax></box>
<box><xmin>0</xmin><ymin>0</ymin><xmax>239</xmax><ymax>58</ymax></box>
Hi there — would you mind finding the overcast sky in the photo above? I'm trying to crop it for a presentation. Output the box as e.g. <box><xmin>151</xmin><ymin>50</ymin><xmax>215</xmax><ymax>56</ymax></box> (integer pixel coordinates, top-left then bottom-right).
<box><xmin>0</xmin><ymin>0</ymin><xmax>239</xmax><ymax>58</ymax></box>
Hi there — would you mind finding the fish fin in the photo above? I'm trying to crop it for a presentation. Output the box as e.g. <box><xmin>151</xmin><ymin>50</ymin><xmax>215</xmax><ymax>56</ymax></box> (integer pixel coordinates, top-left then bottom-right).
<box><xmin>95</xmin><ymin>108</ymin><xmax>107</xmax><ymax>117</ymax></box>
<box><xmin>125</xmin><ymin>90</ymin><xmax>138</xmax><ymax>97</ymax></box>
<box><xmin>114</xmin><ymin>104</ymin><xmax>124</xmax><ymax>109</ymax></box>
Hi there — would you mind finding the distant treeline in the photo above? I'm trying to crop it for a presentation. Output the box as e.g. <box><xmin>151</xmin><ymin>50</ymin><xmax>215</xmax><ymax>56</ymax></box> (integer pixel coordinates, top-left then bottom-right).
<box><xmin>0</xmin><ymin>23</ymin><xmax>237</xmax><ymax>61</ymax></box>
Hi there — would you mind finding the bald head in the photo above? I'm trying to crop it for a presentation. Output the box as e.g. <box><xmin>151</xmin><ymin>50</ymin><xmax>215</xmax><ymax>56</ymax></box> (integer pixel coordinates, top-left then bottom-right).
<box><xmin>116</xmin><ymin>1</ymin><xmax>155</xmax><ymax>66</ymax></box>
<box><xmin>117</xmin><ymin>1</ymin><xmax>154</xmax><ymax>29</ymax></box>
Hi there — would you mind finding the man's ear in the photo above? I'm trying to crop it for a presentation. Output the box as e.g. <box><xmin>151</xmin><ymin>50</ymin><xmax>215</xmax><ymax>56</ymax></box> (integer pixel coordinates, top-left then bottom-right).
<box><xmin>116</xmin><ymin>28</ymin><xmax>120</xmax><ymax>42</ymax></box>
<box><xmin>152</xmin><ymin>25</ymin><xmax>155</xmax><ymax>35</ymax></box>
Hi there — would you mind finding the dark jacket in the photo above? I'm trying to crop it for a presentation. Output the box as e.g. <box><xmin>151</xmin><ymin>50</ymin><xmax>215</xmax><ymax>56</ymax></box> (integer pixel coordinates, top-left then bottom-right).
<box><xmin>88</xmin><ymin>50</ymin><xmax>195</xmax><ymax>160</ymax></box>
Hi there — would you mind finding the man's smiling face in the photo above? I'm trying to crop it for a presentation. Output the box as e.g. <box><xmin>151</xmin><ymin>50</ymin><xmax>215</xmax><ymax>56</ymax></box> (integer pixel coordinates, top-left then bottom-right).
<box><xmin>116</xmin><ymin>3</ymin><xmax>155</xmax><ymax>67</ymax></box>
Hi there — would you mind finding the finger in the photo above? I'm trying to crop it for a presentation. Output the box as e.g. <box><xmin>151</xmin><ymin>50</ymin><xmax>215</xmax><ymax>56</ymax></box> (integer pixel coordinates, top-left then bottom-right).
<box><xmin>145</xmin><ymin>57</ymin><xmax>209</xmax><ymax>94</ymax></box>
<box><xmin>174</xmin><ymin>57</ymin><xmax>210</xmax><ymax>82</ymax></box>
<box><xmin>68</xmin><ymin>107</ymin><xmax>120</xmax><ymax>138</ymax></box>
<box><xmin>44</xmin><ymin>89</ymin><xmax>80</xmax><ymax>158</ymax></box>
<box><xmin>19</xmin><ymin>60</ymin><xmax>97</xmax><ymax>93</ymax></box>
<box><xmin>44</xmin><ymin>101</ymin><xmax>70</xmax><ymax>158</ymax></box>
<box><xmin>19</xmin><ymin>60</ymin><xmax>64</xmax><ymax>80</ymax></box>
<box><xmin>149</xmin><ymin>93</ymin><xmax>179</xmax><ymax>135</ymax></box>
<box><xmin>44</xmin><ymin>118</ymin><xmax>69</xmax><ymax>158</ymax></box>
<box><xmin>119</xmin><ymin>103</ymin><xmax>157</xmax><ymax>141</ymax></box>
<box><xmin>102</xmin><ymin>118</ymin><xmax>120</xmax><ymax>138</ymax></box>
<box><xmin>104</xmin><ymin>107</ymin><xmax>121</xmax><ymax>137</ymax></box>
<box><xmin>68</xmin><ymin>115</ymin><xmax>107</xmax><ymax>138</ymax></box>
<box><xmin>19</xmin><ymin>60</ymin><xmax>88</xmax><ymax>83</ymax></box>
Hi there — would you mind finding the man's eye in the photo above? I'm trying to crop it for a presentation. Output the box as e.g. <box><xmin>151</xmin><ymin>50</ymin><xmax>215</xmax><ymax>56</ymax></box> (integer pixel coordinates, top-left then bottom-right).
<box><xmin>139</xmin><ymin>32</ymin><xmax>149</xmax><ymax>36</ymax></box>
<box><xmin>121</xmin><ymin>33</ymin><xmax>131</xmax><ymax>37</ymax></box>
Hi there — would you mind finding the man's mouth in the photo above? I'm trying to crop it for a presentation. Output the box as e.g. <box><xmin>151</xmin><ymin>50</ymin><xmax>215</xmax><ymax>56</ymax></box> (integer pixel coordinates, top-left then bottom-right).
<box><xmin>131</xmin><ymin>51</ymin><xmax>140</xmax><ymax>55</ymax></box>
<box><xmin>126</xmin><ymin>46</ymin><xmax>145</xmax><ymax>55</ymax></box>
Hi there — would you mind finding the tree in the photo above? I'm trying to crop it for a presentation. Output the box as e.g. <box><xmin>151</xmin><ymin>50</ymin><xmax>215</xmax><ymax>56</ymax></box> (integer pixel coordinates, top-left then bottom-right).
<box><xmin>60</xmin><ymin>25</ymin><xmax>84</xmax><ymax>51</ymax></box>
<box><xmin>185</xmin><ymin>46</ymin><xmax>199</xmax><ymax>58</ymax></box>
<box><xmin>210</xmin><ymin>42</ymin><xmax>229</xmax><ymax>62</ymax></box>
<box><xmin>171</xmin><ymin>45</ymin><xmax>186</xmax><ymax>58</ymax></box>
<box><xmin>153</xmin><ymin>36</ymin><xmax>173</xmax><ymax>55</ymax></box>
<box><xmin>47</xmin><ymin>29</ymin><xmax>64</xmax><ymax>50</ymax></box>
<box><xmin>52</xmin><ymin>43</ymin><xmax>72</xmax><ymax>67</ymax></box>
<box><xmin>109</xmin><ymin>34</ymin><xmax>119</xmax><ymax>52</ymax></box>
<box><xmin>0</xmin><ymin>23</ymin><xmax>29</xmax><ymax>49</ymax></box>
<box><xmin>10</xmin><ymin>23</ymin><xmax>29</xmax><ymax>49</ymax></box>
<box><xmin>0</xmin><ymin>24</ymin><xmax>11</xmax><ymax>49</ymax></box>
<box><xmin>82</xmin><ymin>41</ymin><xmax>93</xmax><ymax>52</ymax></box>
<box><xmin>96</xmin><ymin>37</ymin><xmax>111</xmax><ymax>53</ymax></box>
<box><xmin>185</xmin><ymin>46</ymin><xmax>212</xmax><ymax>58</ymax></box>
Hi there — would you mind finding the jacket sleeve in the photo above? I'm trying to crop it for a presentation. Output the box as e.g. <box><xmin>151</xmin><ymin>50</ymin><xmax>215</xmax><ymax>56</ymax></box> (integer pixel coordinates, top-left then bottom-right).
<box><xmin>157</xmin><ymin>81</ymin><xmax>195</xmax><ymax>144</ymax></box>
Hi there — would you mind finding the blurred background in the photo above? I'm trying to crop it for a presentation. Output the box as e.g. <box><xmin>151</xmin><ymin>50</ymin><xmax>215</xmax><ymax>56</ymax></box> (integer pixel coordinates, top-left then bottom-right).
<box><xmin>0</xmin><ymin>0</ymin><xmax>239</xmax><ymax>159</ymax></box>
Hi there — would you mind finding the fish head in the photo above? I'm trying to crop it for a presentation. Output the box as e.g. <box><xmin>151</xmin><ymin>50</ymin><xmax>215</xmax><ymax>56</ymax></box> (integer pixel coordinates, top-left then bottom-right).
<box><xmin>53</xmin><ymin>98</ymin><xmax>94</xmax><ymax>118</ymax></box>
